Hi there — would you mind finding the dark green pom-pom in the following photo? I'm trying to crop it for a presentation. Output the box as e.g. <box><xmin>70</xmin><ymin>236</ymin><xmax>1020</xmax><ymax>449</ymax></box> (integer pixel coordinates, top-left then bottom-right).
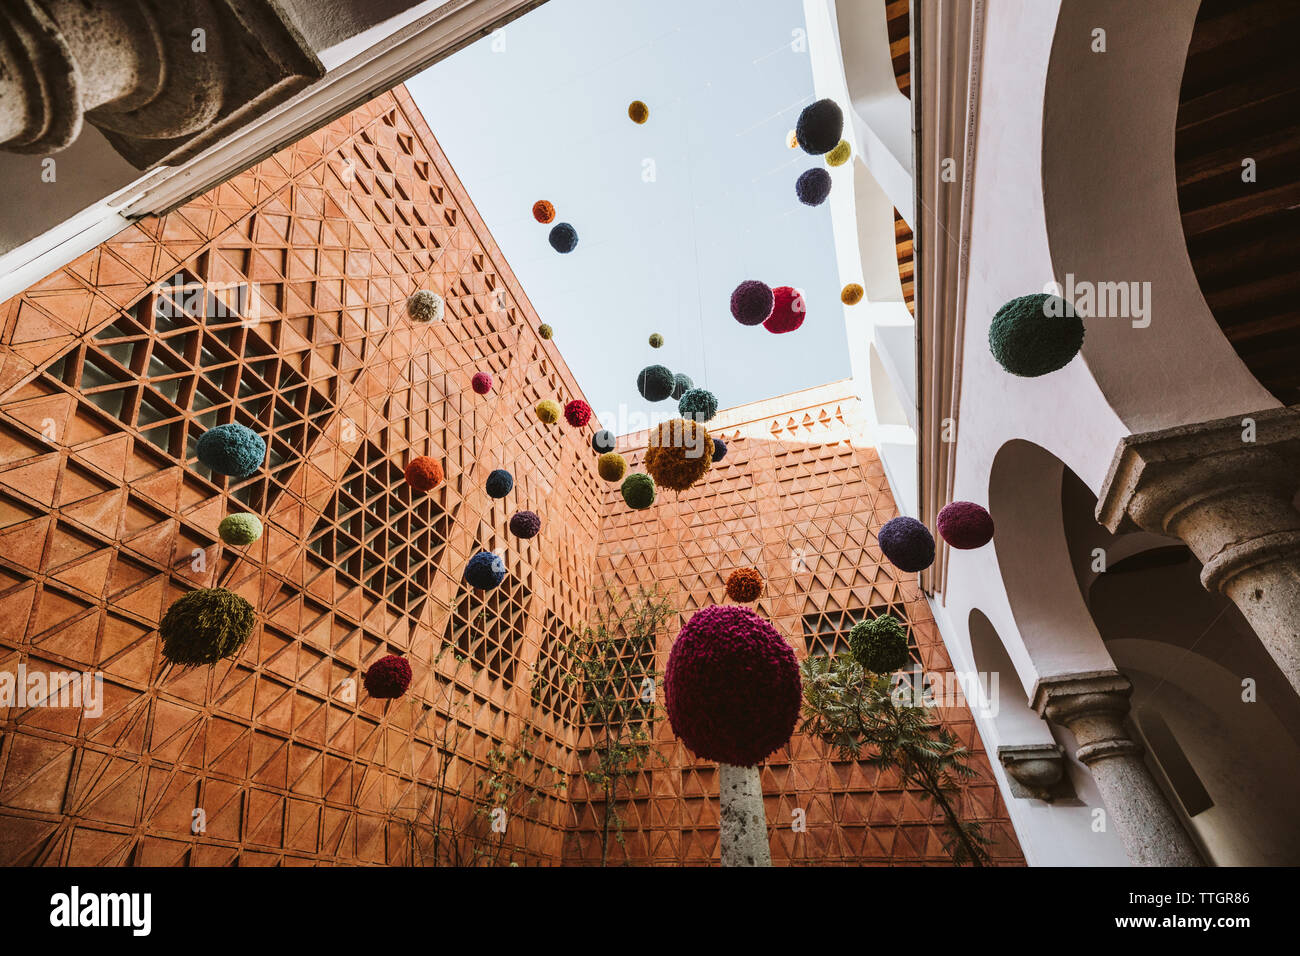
<box><xmin>848</xmin><ymin>614</ymin><xmax>911</xmax><ymax>674</ymax></box>
<box><xmin>989</xmin><ymin>293</ymin><xmax>1084</xmax><ymax>377</ymax></box>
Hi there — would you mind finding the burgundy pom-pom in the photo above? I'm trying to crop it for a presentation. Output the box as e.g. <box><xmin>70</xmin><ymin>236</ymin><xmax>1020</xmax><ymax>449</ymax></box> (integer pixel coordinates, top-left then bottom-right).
<box><xmin>664</xmin><ymin>605</ymin><xmax>801</xmax><ymax>767</ymax></box>
<box><xmin>730</xmin><ymin>280</ymin><xmax>774</xmax><ymax>326</ymax></box>
<box><xmin>363</xmin><ymin>654</ymin><xmax>412</xmax><ymax>699</ymax></box>
<box><xmin>937</xmin><ymin>501</ymin><xmax>994</xmax><ymax>550</ymax></box>
<box><xmin>509</xmin><ymin>510</ymin><xmax>542</xmax><ymax>539</ymax></box>
<box><xmin>764</xmin><ymin>286</ymin><xmax>806</xmax><ymax>334</ymax></box>
<box><xmin>471</xmin><ymin>372</ymin><xmax>493</xmax><ymax>394</ymax></box>
<box><xmin>564</xmin><ymin>399</ymin><xmax>592</xmax><ymax>428</ymax></box>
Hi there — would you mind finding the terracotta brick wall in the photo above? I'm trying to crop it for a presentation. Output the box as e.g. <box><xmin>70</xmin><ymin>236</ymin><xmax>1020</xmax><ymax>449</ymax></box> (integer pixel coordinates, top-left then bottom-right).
<box><xmin>0</xmin><ymin>86</ymin><xmax>600</xmax><ymax>865</ymax></box>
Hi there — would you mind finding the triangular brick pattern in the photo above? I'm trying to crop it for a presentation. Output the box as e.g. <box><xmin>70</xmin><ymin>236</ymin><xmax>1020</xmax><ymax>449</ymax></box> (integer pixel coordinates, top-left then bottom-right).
<box><xmin>567</xmin><ymin>389</ymin><xmax>1023</xmax><ymax>865</ymax></box>
<box><xmin>0</xmin><ymin>86</ymin><xmax>602</xmax><ymax>866</ymax></box>
<box><xmin>0</xmin><ymin>85</ymin><xmax>1020</xmax><ymax>866</ymax></box>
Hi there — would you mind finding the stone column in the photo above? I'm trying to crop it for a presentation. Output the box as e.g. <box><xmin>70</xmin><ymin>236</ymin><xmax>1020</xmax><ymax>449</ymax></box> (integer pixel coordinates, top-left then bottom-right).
<box><xmin>1033</xmin><ymin>673</ymin><xmax>1201</xmax><ymax>866</ymax></box>
<box><xmin>1097</xmin><ymin>406</ymin><xmax>1300</xmax><ymax>696</ymax></box>
<box><xmin>718</xmin><ymin>763</ymin><xmax>771</xmax><ymax>866</ymax></box>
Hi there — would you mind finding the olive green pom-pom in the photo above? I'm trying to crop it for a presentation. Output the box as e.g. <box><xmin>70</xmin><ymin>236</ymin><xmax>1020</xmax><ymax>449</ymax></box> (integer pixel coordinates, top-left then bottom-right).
<box><xmin>160</xmin><ymin>588</ymin><xmax>256</xmax><ymax>666</ymax></box>
<box><xmin>218</xmin><ymin>513</ymin><xmax>263</xmax><ymax>546</ymax></box>
<box><xmin>848</xmin><ymin>614</ymin><xmax>911</xmax><ymax>673</ymax></box>
<box><xmin>621</xmin><ymin>472</ymin><xmax>656</xmax><ymax>510</ymax></box>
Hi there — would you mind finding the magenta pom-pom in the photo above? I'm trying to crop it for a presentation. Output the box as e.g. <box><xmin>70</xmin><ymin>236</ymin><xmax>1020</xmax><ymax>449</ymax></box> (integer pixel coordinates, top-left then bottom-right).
<box><xmin>664</xmin><ymin>605</ymin><xmax>801</xmax><ymax>767</ymax></box>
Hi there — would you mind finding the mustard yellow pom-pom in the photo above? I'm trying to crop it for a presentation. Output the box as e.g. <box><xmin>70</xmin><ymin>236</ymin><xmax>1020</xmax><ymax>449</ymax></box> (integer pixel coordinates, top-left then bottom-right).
<box><xmin>538</xmin><ymin>323</ymin><xmax>553</xmax><ymax>340</ymax></box>
<box><xmin>840</xmin><ymin>283</ymin><xmax>864</xmax><ymax>306</ymax></box>
<box><xmin>597</xmin><ymin>452</ymin><xmax>627</xmax><ymax>482</ymax></box>
<box><xmin>786</xmin><ymin>129</ymin><xmax>798</xmax><ymax>149</ymax></box>
<box><xmin>826</xmin><ymin>139</ymin><xmax>851</xmax><ymax>167</ymax></box>
<box><xmin>535</xmin><ymin>399</ymin><xmax>561</xmax><ymax>424</ymax></box>
<box><xmin>628</xmin><ymin>100</ymin><xmax>649</xmax><ymax>124</ymax></box>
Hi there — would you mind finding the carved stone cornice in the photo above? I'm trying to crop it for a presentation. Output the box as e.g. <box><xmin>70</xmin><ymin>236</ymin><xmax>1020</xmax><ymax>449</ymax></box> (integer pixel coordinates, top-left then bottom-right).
<box><xmin>0</xmin><ymin>0</ymin><xmax>323</xmax><ymax>168</ymax></box>
<box><xmin>997</xmin><ymin>743</ymin><xmax>1071</xmax><ymax>801</ymax></box>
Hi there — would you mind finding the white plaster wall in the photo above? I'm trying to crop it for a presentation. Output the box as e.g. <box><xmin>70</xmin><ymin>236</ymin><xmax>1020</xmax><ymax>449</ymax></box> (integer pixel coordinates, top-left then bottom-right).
<box><xmin>804</xmin><ymin>0</ymin><xmax>918</xmax><ymax>517</ymax></box>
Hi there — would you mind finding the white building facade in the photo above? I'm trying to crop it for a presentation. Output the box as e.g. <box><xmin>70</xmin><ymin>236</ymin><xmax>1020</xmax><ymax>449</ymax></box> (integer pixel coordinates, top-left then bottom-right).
<box><xmin>807</xmin><ymin>0</ymin><xmax>1300</xmax><ymax>865</ymax></box>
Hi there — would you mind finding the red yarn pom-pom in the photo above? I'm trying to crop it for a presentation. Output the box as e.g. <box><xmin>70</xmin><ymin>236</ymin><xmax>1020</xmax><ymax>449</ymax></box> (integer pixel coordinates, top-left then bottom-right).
<box><xmin>404</xmin><ymin>456</ymin><xmax>444</xmax><ymax>492</ymax></box>
<box><xmin>564</xmin><ymin>399</ymin><xmax>593</xmax><ymax>428</ymax></box>
<box><xmin>764</xmin><ymin>286</ymin><xmax>806</xmax><ymax>334</ymax></box>
<box><xmin>665</xmin><ymin>605</ymin><xmax>801</xmax><ymax>767</ymax></box>
<box><xmin>471</xmin><ymin>371</ymin><xmax>493</xmax><ymax>394</ymax></box>
<box><xmin>363</xmin><ymin>654</ymin><xmax>412</xmax><ymax>699</ymax></box>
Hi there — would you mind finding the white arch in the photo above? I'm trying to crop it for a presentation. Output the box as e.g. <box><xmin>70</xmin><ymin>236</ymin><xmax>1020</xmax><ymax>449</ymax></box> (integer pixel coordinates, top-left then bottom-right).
<box><xmin>1042</xmin><ymin>0</ymin><xmax>1278</xmax><ymax>431</ymax></box>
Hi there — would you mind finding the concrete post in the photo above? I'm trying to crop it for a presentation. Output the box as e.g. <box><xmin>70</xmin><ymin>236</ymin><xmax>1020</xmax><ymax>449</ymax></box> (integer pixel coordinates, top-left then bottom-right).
<box><xmin>719</xmin><ymin>763</ymin><xmax>771</xmax><ymax>866</ymax></box>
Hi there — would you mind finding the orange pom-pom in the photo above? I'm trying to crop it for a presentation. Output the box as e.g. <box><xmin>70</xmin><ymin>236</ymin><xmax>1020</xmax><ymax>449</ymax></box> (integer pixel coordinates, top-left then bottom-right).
<box><xmin>725</xmin><ymin>567</ymin><xmax>764</xmax><ymax>603</ymax></box>
<box><xmin>404</xmin><ymin>456</ymin><xmax>444</xmax><ymax>492</ymax></box>
<box><xmin>532</xmin><ymin>200</ymin><xmax>555</xmax><ymax>223</ymax></box>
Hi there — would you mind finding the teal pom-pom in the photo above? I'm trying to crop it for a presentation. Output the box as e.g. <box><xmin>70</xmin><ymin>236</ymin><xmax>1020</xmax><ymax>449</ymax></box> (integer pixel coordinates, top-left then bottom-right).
<box><xmin>196</xmin><ymin>423</ymin><xmax>266</xmax><ymax>478</ymax></box>
<box><xmin>678</xmin><ymin>387</ymin><xmax>718</xmax><ymax>422</ymax></box>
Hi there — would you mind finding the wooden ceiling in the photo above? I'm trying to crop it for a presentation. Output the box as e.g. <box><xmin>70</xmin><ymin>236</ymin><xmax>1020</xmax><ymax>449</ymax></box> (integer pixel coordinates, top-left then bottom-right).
<box><xmin>1177</xmin><ymin>0</ymin><xmax>1300</xmax><ymax>404</ymax></box>
<box><xmin>886</xmin><ymin>1</ymin><xmax>914</xmax><ymax>314</ymax></box>
<box><xmin>885</xmin><ymin>0</ymin><xmax>911</xmax><ymax>99</ymax></box>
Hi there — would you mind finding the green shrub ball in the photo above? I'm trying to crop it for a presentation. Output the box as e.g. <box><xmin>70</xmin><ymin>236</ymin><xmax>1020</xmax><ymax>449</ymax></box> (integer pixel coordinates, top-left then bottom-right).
<box><xmin>988</xmin><ymin>293</ymin><xmax>1084</xmax><ymax>377</ymax></box>
<box><xmin>218</xmin><ymin>513</ymin><xmax>263</xmax><ymax>546</ymax></box>
<box><xmin>160</xmin><ymin>588</ymin><xmax>256</xmax><ymax>666</ymax></box>
<box><xmin>848</xmin><ymin>614</ymin><xmax>911</xmax><ymax>674</ymax></box>
<box><xmin>621</xmin><ymin>472</ymin><xmax>656</xmax><ymax>510</ymax></box>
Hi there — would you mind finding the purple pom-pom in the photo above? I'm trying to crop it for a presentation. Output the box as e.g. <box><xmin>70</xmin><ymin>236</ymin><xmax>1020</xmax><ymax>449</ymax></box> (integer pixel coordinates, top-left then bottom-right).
<box><xmin>730</xmin><ymin>280</ymin><xmax>774</xmax><ymax>326</ymax></box>
<box><xmin>937</xmin><ymin>501</ymin><xmax>994</xmax><ymax>550</ymax></box>
<box><xmin>878</xmin><ymin>516</ymin><xmax>935</xmax><ymax>573</ymax></box>
<box><xmin>795</xmin><ymin>167</ymin><xmax>832</xmax><ymax>206</ymax></box>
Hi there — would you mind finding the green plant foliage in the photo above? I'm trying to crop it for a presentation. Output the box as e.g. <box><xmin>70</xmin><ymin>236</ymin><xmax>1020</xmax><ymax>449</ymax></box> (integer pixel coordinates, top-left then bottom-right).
<box><xmin>558</xmin><ymin>585</ymin><xmax>675</xmax><ymax>865</ymax></box>
<box><xmin>848</xmin><ymin>614</ymin><xmax>911</xmax><ymax>673</ymax></box>
<box><xmin>800</xmin><ymin>654</ymin><xmax>993</xmax><ymax>866</ymax></box>
<box><xmin>160</xmin><ymin>588</ymin><xmax>255</xmax><ymax>665</ymax></box>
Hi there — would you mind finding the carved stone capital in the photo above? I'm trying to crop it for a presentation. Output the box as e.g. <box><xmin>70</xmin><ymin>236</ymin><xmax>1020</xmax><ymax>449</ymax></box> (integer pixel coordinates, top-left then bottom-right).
<box><xmin>1032</xmin><ymin>673</ymin><xmax>1141</xmax><ymax>765</ymax></box>
<box><xmin>1096</xmin><ymin>406</ymin><xmax>1300</xmax><ymax>589</ymax></box>
<box><xmin>1096</xmin><ymin>407</ymin><xmax>1300</xmax><ymax>697</ymax></box>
